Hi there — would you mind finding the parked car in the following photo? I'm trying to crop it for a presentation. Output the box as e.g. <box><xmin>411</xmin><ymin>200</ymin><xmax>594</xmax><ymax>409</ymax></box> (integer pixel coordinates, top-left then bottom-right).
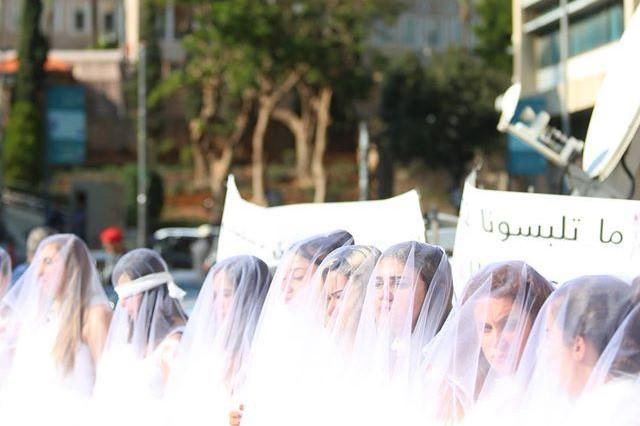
<box><xmin>152</xmin><ymin>225</ymin><xmax>220</xmax><ymax>271</ymax></box>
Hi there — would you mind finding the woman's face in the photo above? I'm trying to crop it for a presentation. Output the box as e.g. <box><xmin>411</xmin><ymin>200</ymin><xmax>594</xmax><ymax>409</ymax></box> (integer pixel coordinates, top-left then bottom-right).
<box><xmin>323</xmin><ymin>269</ymin><xmax>350</xmax><ymax>325</ymax></box>
<box><xmin>212</xmin><ymin>270</ymin><xmax>236</xmax><ymax>324</ymax></box>
<box><xmin>373</xmin><ymin>257</ymin><xmax>426</xmax><ymax>332</ymax></box>
<box><xmin>474</xmin><ymin>296</ymin><xmax>532</xmax><ymax>375</ymax></box>
<box><xmin>117</xmin><ymin>273</ymin><xmax>143</xmax><ymax>319</ymax></box>
<box><xmin>280</xmin><ymin>254</ymin><xmax>315</xmax><ymax>303</ymax></box>
<box><xmin>543</xmin><ymin>308</ymin><xmax>598</xmax><ymax>397</ymax></box>
<box><xmin>37</xmin><ymin>243</ymin><xmax>63</xmax><ymax>297</ymax></box>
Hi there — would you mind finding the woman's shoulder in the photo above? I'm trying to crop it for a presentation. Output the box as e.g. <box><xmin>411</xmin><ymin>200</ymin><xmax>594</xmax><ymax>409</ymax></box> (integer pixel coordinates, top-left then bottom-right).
<box><xmin>86</xmin><ymin>304</ymin><xmax>113</xmax><ymax>323</ymax></box>
<box><xmin>82</xmin><ymin>304</ymin><xmax>112</xmax><ymax>336</ymax></box>
<box><xmin>159</xmin><ymin>331</ymin><xmax>182</xmax><ymax>354</ymax></box>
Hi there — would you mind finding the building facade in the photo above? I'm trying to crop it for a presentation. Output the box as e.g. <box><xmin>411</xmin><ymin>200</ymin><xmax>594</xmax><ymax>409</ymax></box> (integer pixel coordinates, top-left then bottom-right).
<box><xmin>369</xmin><ymin>0</ymin><xmax>473</xmax><ymax>60</ymax></box>
<box><xmin>513</xmin><ymin>0</ymin><xmax>639</xmax><ymax>132</ymax></box>
<box><xmin>0</xmin><ymin>0</ymin><xmax>187</xmax><ymax>162</ymax></box>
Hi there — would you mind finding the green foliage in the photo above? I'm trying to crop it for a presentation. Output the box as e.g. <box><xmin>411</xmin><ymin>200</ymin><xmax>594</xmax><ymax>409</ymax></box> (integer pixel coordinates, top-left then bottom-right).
<box><xmin>13</xmin><ymin>0</ymin><xmax>48</xmax><ymax>104</ymax></box>
<box><xmin>381</xmin><ymin>50</ymin><xmax>509</xmax><ymax>182</ymax></box>
<box><xmin>141</xmin><ymin>0</ymin><xmax>165</xmax><ymax>155</ymax></box>
<box><xmin>3</xmin><ymin>0</ymin><xmax>48</xmax><ymax>189</ymax></box>
<box><xmin>473</xmin><ymin>0</ymin><xmax>513</xmax><ymax>73</ymax></box>
<box><xmin>123</xmin><ymin>165</ymin><xmax>165</xmax><ymax>230</ymax></box>
<box><xmin>2</xmin><ymin>102</ymin><xmax>44</xmax><ymax>188</ymax></box>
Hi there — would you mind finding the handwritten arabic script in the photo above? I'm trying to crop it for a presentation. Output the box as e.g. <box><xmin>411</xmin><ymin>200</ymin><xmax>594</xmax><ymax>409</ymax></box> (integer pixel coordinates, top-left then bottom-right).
<box><xmin>480</xmin><ymin>210</ymin><xmax>623</xmax><ymax>245</ymax></box>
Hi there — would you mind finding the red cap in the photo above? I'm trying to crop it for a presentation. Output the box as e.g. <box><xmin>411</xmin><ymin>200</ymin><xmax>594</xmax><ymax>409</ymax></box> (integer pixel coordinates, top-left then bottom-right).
<box><xmin>100</xmin><ymin>227</ymin><xmax>123</xmax><ymax>245</ymax></box>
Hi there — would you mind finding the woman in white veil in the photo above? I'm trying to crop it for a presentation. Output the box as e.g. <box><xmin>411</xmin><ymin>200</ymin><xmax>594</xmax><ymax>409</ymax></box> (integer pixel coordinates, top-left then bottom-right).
<box><xmin>236</xmin><ymin>230</ymin><xmax>354</xmax><ymax>426</ymax></box>
<box><xmin>165</xmin><ymin>255</ymin><xmax>271</xmax><ymax>426</ymax></box>
<box><xmin>268</xmin><ymin>245</ymin><xmax>381</xmax><ymax>426</ymax></box>
<box><xmin>0</xmin><ymin>247</ymin><xmax>11</xmax><ymax>298</ymax></box>
<box><xmin>308</xmin><ymin>245</ymin><xmax>381</xmax><ymax>355</ymax></box>
<box><xmin>417</xmin><ymin>261</ymin><xmax>553</xmax><ymax>425</ymax></box>
<box><xmin>346</xmin><ymin>241</ymin><xmax>453</xmax><ymax>426</ymax></box>
<box><xmin>568</xmin><ymin>289</ymin><xmax>640</xmax><ymax>426</ymax></box>
<box><xmin>94</xmin><ymin>249</ymin><xmax>187</xmax><ymax>423</ymax></box>
<box><xmin>0</xmin><ymin>234</ymin><xmax>112</xmax><ymax>423</ymax></box>
<box><xmin>512</xmin><ymin>275</ymin><xmax>634</xmax><ymax>426</ymax></box>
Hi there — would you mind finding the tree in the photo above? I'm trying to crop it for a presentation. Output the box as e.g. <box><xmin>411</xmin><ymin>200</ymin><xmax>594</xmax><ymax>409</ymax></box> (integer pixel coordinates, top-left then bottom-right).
<box><xmin>382</xmin><ymin>50</ymin><xmax>509</xmax><ymax>184</ymax></box>
<box><xmin>457</xmin><ymin>0</ymin><xmax>473</xmax><ymax>50</ymax></box>
<box><xmin>2</xmin><ymin>0</ymin><xmax>48</xmax><ymax>189</ymax></box>
<box><xmin>150</xmin><ymin>2</ymin><xmax>256</xmax><ymax>204</ymax></box>
<box><xmin>161</xmin><ymin>0</ymin><xmax>404</xmax><ymax>204</ymax></box>
<box><xmin>141</xmin><ymin>0</ymin><xmax>164</xmax><ymax>166</ymax></box>
<box><xmin>270</xmin><ymin>0</ymin><xmax>404</xmax><ymax>201</ymax></box>
<box><xmin>211</xmin><ymin>0</ymin><xmax>304</xmax><ymax>205</ymax></box>
<box><xmin>473</xmin><ymin>0</ymin><xmax>513</xmax><ymax>73</ymax></box>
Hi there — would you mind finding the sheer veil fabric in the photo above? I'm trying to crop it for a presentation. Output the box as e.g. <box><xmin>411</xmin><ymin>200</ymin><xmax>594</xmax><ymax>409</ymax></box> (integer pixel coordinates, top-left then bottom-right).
<box><xmin>276</xmin><ymin>245</ymin><xmax>381</xmax><ymax>426</ymax></box>
<box><xmin>94</xmin><ymin>249</ymin><xmax>187</xmax><ymax>425</ymax></box>
<box><xmin>164</xmin><ymin>255</ymin><xmax>271</xmax><ymax>426</ymax></box>
<box><xmin>239</xmin><ymin>230</ymin><xmax>354</xmax><ymax>426</ymax></box>
<box><xmin>568</xmin><ymin>294</ymin><xmax>640</xmax><ymax>426</ymax></box>
<box><xmin>0</xmin><ymin>234</ymin><xmax>111</xmax><ymax>424</ymax></box>
<box><xmin>0</xmin><ymin>247</ymin><xmax>11</xmax><ymax>299</ymax></box>
<box><xmin>512</xmin><ymin>275</ymin><xmax>635</xmax><ymax>426</ymax></box>
<box><xmin>1</xmin><ymin>230</ymin><xmax>638</xmax><ymax>426</ymax></box>
<box><xmin>416</xmin><ymin>261</ymin><xmax>553</xmax><ymax>426</ymax></box>
<box><xmin>346</xmin><ymin>242</ymin><xmax>454</xmax><ymax>426</ymax></box>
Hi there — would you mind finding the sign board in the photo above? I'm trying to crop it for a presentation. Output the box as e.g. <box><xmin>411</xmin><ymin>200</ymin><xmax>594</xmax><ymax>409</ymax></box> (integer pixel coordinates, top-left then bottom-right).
<box><xmin>217</xmin><ymin>176</ymin><xmax>426</xmax><ymax>265</ymax></box>
<box><xmin>46</xmin><ymin>85</ymin><xmax>86</xmax><ymax>165</ymax></box>
<box><xmin>453</xmin><ymin>172</ymin><xmax>640</xmax><ymax>295</ymax></box>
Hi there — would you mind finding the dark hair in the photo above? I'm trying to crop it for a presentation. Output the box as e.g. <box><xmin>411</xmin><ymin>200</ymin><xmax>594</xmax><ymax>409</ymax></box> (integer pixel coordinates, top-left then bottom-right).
<box><xmin>607</xmin><ymin>282</ymin><xmax>640</xmax><ymax>377</ymax></box>
<box><xmin>320</xmin><ymin>246</ymin><xmax>381</xmax><ymax>285</ymax></box>
<box><xmin>382</xmin><ymin>241</ymin><xmax>444</xmax><ymax>288</ymax></box>
<box><xmin>117</xmin><ymin>251</ymin><xmax>164</xmax><ymax>279</ymax></box>
<box><xmin>380</xmin><ymin>242</ymin><xmax>453</xmax><ymax>335</ymax></box>
<box><xmin>461</xmin><ymin>261</ymin><xmax>553</xmax><ymax>400</ymax></box>
<box><xmin>558</xmin><ymin>276</ymin><xmax>633</xmax><ymax>356</ymax></box>
<box><xmin>609</xmin><ymin>304</ymin><xmax>640</xmax><ymax>377</ymax></box>
<box><xmin>462</xmin><ymin>261</ymin><xmax>553</xmax><ymax>321</ymax></box>
<box><xmin>296</xmin><ymin>230</ymin><xmax>354</xmax><ymax>265</ymax></box>
<box><xmin>219</xmin><ymin>256</ymin><xmax>271</xmax><ymax>356</ymax></box>
<box><xmin>116</xmin><ymin>249</ymin><xmax>188</xmax><ymax>352</ymax></box>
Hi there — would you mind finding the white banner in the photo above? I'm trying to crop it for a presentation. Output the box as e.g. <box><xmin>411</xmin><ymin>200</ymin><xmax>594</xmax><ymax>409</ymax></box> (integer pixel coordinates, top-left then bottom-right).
<box><xmin>453</xmin><ymin>172</ymin><xmax>640</xmax><ymax>296</ymax></box>
<box><xmin>217</xmin><ymin>176</ymin><xmax>426</xmax><ymax>265</ymax></box>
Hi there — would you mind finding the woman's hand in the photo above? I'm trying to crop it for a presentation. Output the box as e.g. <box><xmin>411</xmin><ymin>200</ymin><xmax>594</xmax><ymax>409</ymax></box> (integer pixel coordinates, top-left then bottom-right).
<box><xmin>159</xmin><ymin>332</ymin><xmax>182</xmax><ymax>384</ymax></box>
<box><xmin>229</xmin><ymin>404</ymin><xmax>244</xmax><ymax>426</ymax></box>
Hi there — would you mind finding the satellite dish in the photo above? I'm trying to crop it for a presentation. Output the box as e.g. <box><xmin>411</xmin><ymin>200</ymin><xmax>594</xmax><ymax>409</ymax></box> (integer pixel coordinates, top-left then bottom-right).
<box><xmin>582</xmin><ymin>9</ymin><xmax>640</xmax><ymax>181</ymax></box>
<box><xmin>497</xmin><ymin>83</ymin><xmax>521</xmax><ymax>132</ymax></box>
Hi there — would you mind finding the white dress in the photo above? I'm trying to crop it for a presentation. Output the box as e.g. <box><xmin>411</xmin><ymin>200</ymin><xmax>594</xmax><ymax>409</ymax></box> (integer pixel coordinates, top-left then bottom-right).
<box><xmin>0</xmin><ymin>314</ymin><xmax>96</xmax><ymax>425</ymax></box>
<box><xmin>461</xmin><ymin>376</ymin><xmax>522</xmax><ymax>426</ymax></box>
<box><xmin>94</xmin><ymin>334</ymin><xmax>180</xmax><ymax>426</ymax></box>
<box><xmin>567</xmin><ymin>379</ymin><xmax>640</xmax><ymax>426</ymax></box>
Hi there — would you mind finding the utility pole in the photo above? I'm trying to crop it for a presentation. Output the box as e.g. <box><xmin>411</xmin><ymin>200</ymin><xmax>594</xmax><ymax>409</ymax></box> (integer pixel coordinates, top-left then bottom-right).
<box><xmin>0</xmin><ymin>0</ymin><xmax>6</xmax><ymax>192</ymax></box>
<box><xmin>137</xmin><ymin>42</ymin><xmax>147</xmax><ymax>247</ymax></box>
<box><xmin>559</xmin><ymin>0</ymin><xmax>571</xmax><ymax>135</ymax></box>
<box><xmin>358</xmin><ymin>121</ymin><xmax>370</xmax><ymax>201</ymax></box>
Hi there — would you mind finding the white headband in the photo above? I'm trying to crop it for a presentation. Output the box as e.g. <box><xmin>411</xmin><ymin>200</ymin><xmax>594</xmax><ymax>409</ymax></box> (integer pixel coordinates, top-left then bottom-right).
<box><xmin>115</xmin><ymin>272</ymin><xmax>186</xmax><ymax>301</ymax></box>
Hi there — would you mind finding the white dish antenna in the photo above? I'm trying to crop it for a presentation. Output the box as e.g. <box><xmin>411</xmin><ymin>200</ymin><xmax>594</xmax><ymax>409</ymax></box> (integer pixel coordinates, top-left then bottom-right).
<box><xmin>582</xmin><ymin>9</ymin><xmax>640</xmax><ymax>181</ymax></box>
<box><xmin>497</xmin><ymin>83</ymin><xmax>521</xmax><ymax>132</ymax></box>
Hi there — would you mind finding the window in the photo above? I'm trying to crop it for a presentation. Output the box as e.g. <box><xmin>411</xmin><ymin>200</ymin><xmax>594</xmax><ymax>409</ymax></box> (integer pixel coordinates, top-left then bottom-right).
<box><xmin>104</xmin><ymin>12</ymin><xmax>114</xmax><ymax>33</ymax></box>
<box><xmin>53</xmin><ymin>1</ymin><xmax>65</xmax><ymax>32</ymax></box>
<box><xmin>536</xmin><ymin>3</ymin><xmax>624</xmax><ymax>68</ymax></box>
<box><xmin>569</xmin><ymin>3</ymin><xmax>623</xmax><ymax>57</ymax></box>
<box><xmin>74</xmin><ymin>8</ymin><xmax>86</xmax><ymax>32</ymax></box>
<box><xmin>402</xmin><ymin>16</ymin><xmax>416</xmax><ymax>45</ymax></box>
